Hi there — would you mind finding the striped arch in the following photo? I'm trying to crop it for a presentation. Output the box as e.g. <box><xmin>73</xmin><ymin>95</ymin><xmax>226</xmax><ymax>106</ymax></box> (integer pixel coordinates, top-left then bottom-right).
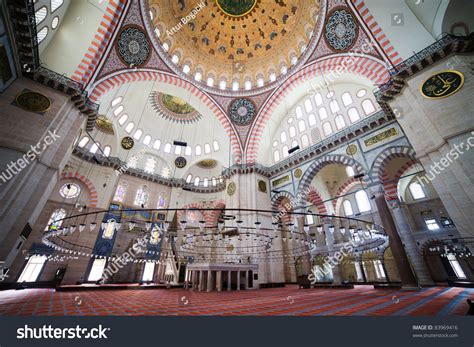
<box><xmin>177</xmin><ymin>200</ymin><xmax>226</xmax><ymax>226</ymax></box>
<box><xmin>89</xmin><ymin>70</ymin><xmax>242</xmax><ymax>162</ymax></box>
<box><xmin>383</xmin><ymin>159</ymin><xmax>419</xmax><ymax>200</ymax></box>
<box><xmin>298</xmin><ymin>154</ymin><xmax>366</xmax><ymax>196</ymax></box>
<box><xmin>350</xmin><ymin>0</ymin><xmax>402</xmax><ymax>65</ymax></box>
<box><xmin>334</xmin><ymin>178</ymin><xmax>367</xmax><ymax>214</ymax></box>
<box><xmin>72</xmin><ymin>0</ymin><xmax>127</xmax><ymax>84</ymax></box>
<box><xmin>271</xmin><ymin>191</ymin><xmax>295</xmax><ymax>224</ymax></box>
<box><xmin>61</xmin><ymin>172</ymin><xmax>98</xmax><ymax>208</ymax></box>
<box><xmin>369</xmin><ymin>146</ymin><xmax>417</xmax><ymax>184</ymax></box>
<box><xmin>306</xmin><ymin>186</ymin><xmax>328</xmax><ymax>214</ymax></box>
<box><xmin>245</xmin><ymin>55</ymin><xmax>390</xmax><ymax>163</ymax></box>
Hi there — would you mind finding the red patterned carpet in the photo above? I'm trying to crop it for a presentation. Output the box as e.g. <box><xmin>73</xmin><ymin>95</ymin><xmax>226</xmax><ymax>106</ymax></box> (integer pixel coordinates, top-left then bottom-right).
<box><xmin>0</xmin><ymin>285</ymin><xmax>471</xmax><ymax>316</ymax></box>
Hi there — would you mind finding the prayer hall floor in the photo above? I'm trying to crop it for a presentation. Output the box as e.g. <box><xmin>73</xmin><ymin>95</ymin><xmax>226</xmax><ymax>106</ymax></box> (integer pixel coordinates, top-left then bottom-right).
<box><xmin>0</xmin><ymin>285</ymin><xmax>471</xmax><ymax>316</ymax></box>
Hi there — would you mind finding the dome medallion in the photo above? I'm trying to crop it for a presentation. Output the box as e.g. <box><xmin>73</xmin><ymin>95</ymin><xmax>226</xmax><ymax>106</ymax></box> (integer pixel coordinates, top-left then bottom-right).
<box><xmin>325</xmin><ymin>8</ymin><xmax>358</xmax><ymax>52</ymax></box>
<box><xmin>215</xmin><ymin>0</ymin><xmax>258</xmax><ymax>18</ymax></box>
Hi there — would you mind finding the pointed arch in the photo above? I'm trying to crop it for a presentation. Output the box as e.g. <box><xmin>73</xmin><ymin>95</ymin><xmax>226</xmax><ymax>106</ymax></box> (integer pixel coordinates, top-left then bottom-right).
<box><xmin>369</xmin><ymin>146</ymin><xmax>417</xmax><ymax>184</ymax></box>
<box><xmin>61</xmin><ymin>171</ymin><xmax>98</xmax><ymax>207</ymax></box>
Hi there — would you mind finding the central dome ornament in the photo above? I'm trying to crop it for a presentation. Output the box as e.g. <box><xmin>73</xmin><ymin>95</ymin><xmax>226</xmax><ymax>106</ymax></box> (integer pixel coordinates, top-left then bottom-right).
<box><xmin>229</xmin><ymin>98</ymin><xmax>256</xmax><ymax>126</ymax></box>
<box><xmin>325</xmin><ymin>8</ymin><xmax>358</xmax><ymax>52</ymax></box>
<box><xmin>215</xmin><ymin>0</ymin><xmax>258</xmax><ymax>18</ymax></box>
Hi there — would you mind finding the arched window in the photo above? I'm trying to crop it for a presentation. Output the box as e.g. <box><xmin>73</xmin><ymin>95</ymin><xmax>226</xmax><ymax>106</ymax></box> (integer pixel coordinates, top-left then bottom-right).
<box><xmin>280</xmin><ymin>131</ymin><xmax>287</xmax><ymax>143</ymax></box>
<box><xmin>194</xmin><ymin>177</ymin><xmax>200</xmax><ymax>186</ymax></box>
<box><xmin>118</xmin><ymin>114</ymin><xmax>128</xmax><ymax>125</ymax></box>
<box><xmin>296</xmin><ymin>106</ymin><xmax>304</xmax><ymax>118</ymax></box>
<box><xmin>318</xmin><ymin>107</ymin><xmax>328</xmax><ymax>120</ymax></box>
<box><xmin>409</xmin><ymin>182</ymin><xmax>426</xmax><ymax>200</ymax></box>
<box><xmin>35</xmin><ymin>7</ymin><xmax>47</xmax><ymax>25</ymax></box>
<box><xmin>273</xmin><ymin>150</ymin><xmax>280</xmax><ymax>163</ymax></box>
<box><xmin>174</xmin><ymin>145</ymin><xmax>181</xmax><ymax>155</ymax></box>
<box><xmin>346</xmin><ymin>166</ymin><xmax>355</xmax><ymax>177</ymax></box>
<box><xmin>301</xmin><ymin>134</ymin><xmax>310</xmax><ymax>147</ymax></box>
<box><xmin>212</xmin><ymin>141</ymin><xmax>220</xmax><ymax>151</ymax></box>
<box><xmin>103</xmin><ymin>145</ymin><xmax>111</xmax><ymax>157</ymax></box>
<box><xmin>78</xmin><ymin>136</ymin><xmax>89</xmax><ymax>148</ymax></box>
<box><xmin>163</xmin><ymin>143</ymin><xmax>171</xmax><ymax>153</ymax></box>
<box><xmin>211</xmin><ymin>177</ymin><xmax>217</xmax><ymax>186</ymax></box>
<box><xmin>272</xmin><ymin>140</ymin><xmax>278</xmax><ymax>147</ymax></box>
<box><xmin>143</xmin><ymin>135</ymin><xmax>151</xmax><ymax>146</ymax></box>
<box><xmin>329</xmin><ymin>100</ymin><xmax>340</xmax><ymax>113</ymax></box>
<box><xmin>134</xmin><ymin>185</ymin><xmax>150</xmax><ymax>206</ymax></box>
<box><xmin>113</xmin><ymin>105</ymin><xmax>124</xmax><ymax>116</ymax></box>
<box><xmin>185</xmin><ymin>146</ymin><xmax>192</xmax><ymax>155</ymax></box>
<box><xmin>59</xmin><ymin>183</ymin><xmax>81</xmax><ymax>199</ymax></box>
<box><xmin>195</xmin><ymin>145</ymin><xmax>202</xmax><ymax>155</ymax></box>
<box><xmin>298</xmin><ymin>120</ymin><xmax>306</xmax><ymax>132</ymax></box>
<box><xmin>124</xmin><ymin>122</ymin><xmax>134</xmax><ymax>133</ymax></box>
<box><xmin>322</xmin><ymin>122</ymin><xmax>332</xmax><ymax>136</ymax></box>
<box><xmin>113</xmin><ymin>182</ymin><xmax>127</xmax><ymax>202</ymax></box>
<box><xmin>362</xmin><ymin>99</ymin><xmax>376</xmax><ymax>115</ymax></box>
<box><xmin>144</xmin><ymin>157</ymin><xmax>156</xmax><ymax>174</ymax></box>
<box><xmin>51</xmin><ymin>0</ymin><xmax>64</xmax><ymax>12</ymax></box>
<box><xmin>51</xmin><ymin>16</ymin><xmax>59</xmax><ymax>29</ymax></box>
<box><xmin>291</xmin><ymin>140</ymin><xmax>298</xmax><ymax>148</ymax></box>
<box><xmin>282</xmin><ymin>145</ymin><xmax>289</xmax><ymax>158</ymax></box>
<box><xmin>111</xmin><ymin>97</ymin><xmax>122</xmax><ymax>107</ymax></box>
<box><xmin>314</xmin><ymin>93</ymin><xmax>323</xmax><ymax>106</ymax></box>
<box><xmin>204</xmin><ymin>143</ymin><xmax>211</xmax><ymax>154</ymax></box>
<box><xmin>45</xmin><ymin>208</ymin><xmax>66</xmax><ymax>231</ymax></box>
<box><xmin>203</xmin><ymin>178</ymin><xmax>209</xmax><ymax>187</ymax></box>
<box><xmin>335</xmin><ymin>115</ymin><xmax>346</xmax><ymax>130</ymax></box>
<box><xmin>355</xmin><ymin>191</ymin><xmax>371</xmax><ymax>213</ymax></box>
<box><xmin>304</xmin><ymin>99</ymin><xmax>313</xmax><ymax>112</ymax></box>
<box><xmin>356</xmin><ymin>89</ymin><xmax>367</xmax><ymax>98</ymax></box>
<box><xmin>341</xmin><ymin>92</ymin><xmax>353</xmax><ymax>106</ymax></box>
<box><xmin>133</xmin><ymin>129</ymin><xmax>143</xmax><ymax>140</ymax></box>
<box><xmin>153</xmin><ymin>139</ymin><xmax>161</xmax><ymax>150</ymax></box>
<box><xmin>89</xmin><ymin>142</ymin><xmax>100</xmax><ymax>154</ymax></box>
<box><xmin>348</xmin><ymin>107</ymin><xmax>360</xmax><ymax>122</ymax></box>
<box><xmin>343</xmin><ymin>200</ymin><xmax>354</xmax><ymax>216</ymax></box>
<box><xmin>308</xmin><ymin>113</ymin><xmax>316</xmax><ymax>126</ymax></box>
<box><xmin>37</xmin><ymin>27</ymin><xmax>48</xmax><ymax>43</ymax></box>
<box><xmin>186</xmin><ymin>174</ymin><xmax>193</xmax><ymax>183</ymax></box>
<box><xmin>287</xmin><ymin>117</ymin><xmax>294</xmax><ymax>125</ymax></box>
<box><xmin>289</xmin><ymin>126</ymin><xmax>296</xmax><ymax>138</ymax></box>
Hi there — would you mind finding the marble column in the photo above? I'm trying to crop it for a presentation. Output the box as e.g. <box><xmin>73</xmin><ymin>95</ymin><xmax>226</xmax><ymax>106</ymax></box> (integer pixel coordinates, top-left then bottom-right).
<box><xmin>324</xmin><ymin>223</ymin><xmax>342</xmax><ymax>284</ymax></box>
<box><xmin>371</xmin><ymin>186</ymin><xmax>418</xmax><ymax>288</ymax></box>
<box><xmin>237</xmin><ymin>270</ymin><xmax>241</xmax><ymax>290</ymax></box>
<box><xmin>207</xmin><ymin>270</ymin><xmax>213</xmax><ymax>292</ymax></box>
<box><xmin>245</xmin><ymin>270</ymin><xmax>249</xmax><ymax>289</ymax></box>
<box><xmin>227</xmin><ymin>271</ymin><xmax>231</xmax><ymax>291</ymax></box>
<box><xmin>199</xmin><ymin>270</ymin><xmax>204</xmax><ymax>292</ymax></box>
<box><xmin>391</xmin><ymin>199</ymin><xmax>435</xmax><ymax>286</ymax></box>
<box><xmin>217</xmin><ymin>270</ymin><xmax>222</xmax><ymax>292</ymax></box>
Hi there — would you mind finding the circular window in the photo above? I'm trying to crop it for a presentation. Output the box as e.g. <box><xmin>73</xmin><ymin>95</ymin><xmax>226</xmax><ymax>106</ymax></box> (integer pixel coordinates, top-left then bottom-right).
<box><xmin>356</xmin><ymin>89</ymin><xmax>367</xmax><ymax>98</ymax></box>
<box><xmin>59</xmin><ymin>183</ymin><xmax>81</xmax><ymax>199</ymax></box>
<box><xmin>52</xmin><ymin>16</ymin><xmax>59</xmax><ymax>29</ymax></box>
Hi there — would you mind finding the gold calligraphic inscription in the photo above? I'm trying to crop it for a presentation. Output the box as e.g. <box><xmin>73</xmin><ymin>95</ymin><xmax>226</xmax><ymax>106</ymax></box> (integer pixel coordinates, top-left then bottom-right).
<box><xmin>257</xmin><ymin>180</ymin><xmax>267</xmax><ymax>193</ymax></box>
<box><xmin>272</xmin><ymin>175</ymin><xmax>290</xmax><ymax>187</ymax></box>
<box><xmin>227</xmin><ymin>181</ymin><xmax>236</xmax><ymax>196</ymax></box>
<box><xmin>294</xmin><ymin>168</ymin><xmax>303</xmax><ymax>179</ymax></box>
<box><xmin>346</xmin><ymin>144</ymin><xmax>358</xmax><ymax>156</ymax></box>
<box><xmin>121</xmin><ymin>136</ymin><xmax>134</xmax><ymax>150</ymax></box>
<box><xmin>364</xmin><ymin>128</ymin><xmax>398</xmax><ymax>147</ymax></box>
<box><xmin>16</xmin><ymin>90</ymin><xmax>51</xmax><ymax>113</ymax></box>
<box><xmin>420</xmin><ymin>70</ymin><xmax>464</xmax><ymax>99</ymax></box>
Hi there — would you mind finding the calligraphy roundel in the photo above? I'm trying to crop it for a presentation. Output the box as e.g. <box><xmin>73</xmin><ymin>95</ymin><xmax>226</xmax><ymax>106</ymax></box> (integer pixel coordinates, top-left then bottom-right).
<box><xmin>420</xmin><ymin>70</ymin><xmax>464</xmax><ymax>99</ymax></box>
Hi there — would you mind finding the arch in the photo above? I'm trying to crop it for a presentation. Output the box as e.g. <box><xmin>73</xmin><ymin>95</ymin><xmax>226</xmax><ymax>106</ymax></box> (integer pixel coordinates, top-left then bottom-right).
<box><xmin>271</xmin><ymin>191</ymin><xmax>295</xmax><ymax>212</ymax></box>
<box><xmin>333</xmin><ymin>178</ymin><xmax>368</xmax><ymax>213</ymax></box>
<box><xmin>369</xmin><ymin>146</ymin><xmax>417</xmax><ymax>184</ymax></box>
<box><xmin>306</xmin><ymin>186</ymin><xmax>328</xmax><ymax>214</ymax></box>
<box><xmin>61</xmin><ymin>171</ymin><xmax>98</xmax><ymax>207</ymax></box>
<box><xmin>89</xmin><ymin>70</ymin><xmax>242</xmax><ymax>162</ymax></box>
<box><xmin>245</xmin><ymin>55</ymin><xmax>390</xmax><ymax>163</ymax></box>
<box><xmin>350</xmin><ymin>0</ymin><xmax>402</xmax><ymax>65</ymax></box>
<box><xmin>297</xmin><ymin>154</ymin><xmax>366</xmax><ymax>195</ymax></box>
<box><xmin>383</xmin><ymin>158</ymin><xmax>419</xmax><ymax>200</ymax></box>
<box><xmin>177</xmin><ymin>200</ymin><xmax>226</xmax><ymax>227</ymax></box>
<box><xmin>72</xmin><ymin>0</ymin><xmax>127</xmax><ymax>84</ymax></box>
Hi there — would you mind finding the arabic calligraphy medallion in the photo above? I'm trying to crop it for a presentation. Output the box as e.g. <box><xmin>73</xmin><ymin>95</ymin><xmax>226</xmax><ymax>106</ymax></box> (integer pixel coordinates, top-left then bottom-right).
<box><xmin>420</xmin><ymin>70</ymin><xmax>464</xmax><ymax>99</ymax></box>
